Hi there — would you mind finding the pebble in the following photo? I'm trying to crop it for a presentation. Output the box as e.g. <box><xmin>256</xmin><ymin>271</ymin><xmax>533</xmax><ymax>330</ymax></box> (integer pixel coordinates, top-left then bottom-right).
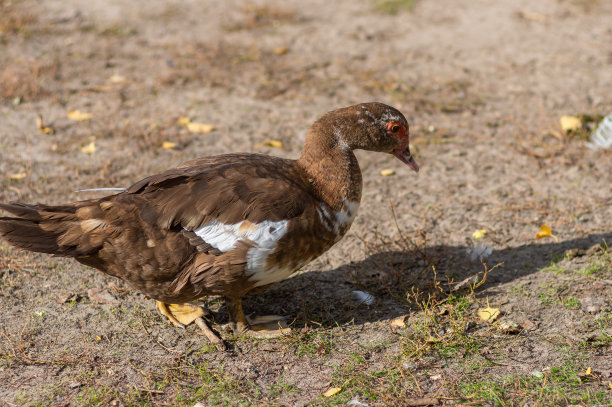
<box><xmin>498</xmin><ymin>320</ymin><xmax>522</xmax><ymax>334</ymax></box>
<box><xmin>581</xmin><ymin>297</ymin><xmax>606</xmax><ymax>314</ymax></box>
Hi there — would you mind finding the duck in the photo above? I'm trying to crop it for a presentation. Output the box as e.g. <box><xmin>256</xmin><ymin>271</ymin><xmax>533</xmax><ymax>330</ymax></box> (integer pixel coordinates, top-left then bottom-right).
<box><xmin>0</xmin><ymin>102</ymin><xmax>419</xmax><ymax>349</ymax></box>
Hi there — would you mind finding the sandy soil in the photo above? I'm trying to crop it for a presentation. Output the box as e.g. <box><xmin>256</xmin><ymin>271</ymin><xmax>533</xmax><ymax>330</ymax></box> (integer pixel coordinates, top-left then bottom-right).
<box><xmin>0</xmin><ymin>0</ymin><xmax>611</xmax><ymax>405</ymax></box>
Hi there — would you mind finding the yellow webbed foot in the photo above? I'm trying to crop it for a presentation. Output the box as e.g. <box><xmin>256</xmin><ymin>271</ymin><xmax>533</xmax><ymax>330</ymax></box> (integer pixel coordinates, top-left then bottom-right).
<box><xmin>227</xmin><ymin>298</ymin><xmax>291</xmax><ymax>338</ymax></box>
<box><xmin>246</xmin><ymin>315</ymin><xmax>291</xmax><ymax>338</ymax></box>
<box><xmin>155</xmin><ymin>301</ymin><xmax>226</xmax><ymax>350</ymax></box>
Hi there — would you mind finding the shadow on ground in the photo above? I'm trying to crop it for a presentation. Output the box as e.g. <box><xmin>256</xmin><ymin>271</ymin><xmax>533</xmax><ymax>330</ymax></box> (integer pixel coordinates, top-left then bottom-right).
<box><xmin>242</xmin><ymin>232</ymin><xmax>611</xmax><ymax>329</ymax></box>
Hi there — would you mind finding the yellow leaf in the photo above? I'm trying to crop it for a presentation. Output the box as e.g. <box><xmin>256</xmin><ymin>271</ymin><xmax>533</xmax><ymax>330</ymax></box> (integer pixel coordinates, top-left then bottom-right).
<box><xmin>177</xmin><ymin>117</ymin><xmax>191</xmax><ymax>126</ymax></box>
<box><xmin>472</xmin><ymin>229</ymin><xmax>487</xmax><ymax>239</ymax></box>
<box><xmin>585</xmin><ymin>367</ymin><xmax>592</xmax><ymax>375</ymax></box>
<box><xmin>67</xmin><ymin>110</ymin><xmax>93</xmax><ymax>121</ymax></box>
<box><xmin>535</xmin><ymin>225</ymin><xmax>552</xmax><ymax>238</ymax></box>
<box><xmin>380</xmin><ymin>169</ymin><xmax>395</xmax><ymax>176</ymax></box>
<box><xmin>560</xmin><ymin>115</ymin><xmax>581</xmax><ymax>132</ymax></box>
<box><xmin>323</xmin><ymin>387</ymin><xmax>341</xmax><ymax>398</ymax></box>
<box><xmin>477</xmin><ymin>307</ymin><xmax>500</xmax><ymax>322</ymax></box>
<box><xmin>535</xmin><ymin>225</ymin><xmax>557</xmax><ymax>241</ymax></box>
<box><xmin>9</xmin><ymin>172</ymin><xmax>27</xmax><ymax>180</ymax></box>
<box><xmin>255</xmin><ymin>140</ymin><xmax>283</xmax><ymax>148</ymax></box>
<box><xmin>80</xmin><ymin>141</ymin><xmax>96</xmax><ymax>154</ymax></box>
<box><xmin>273</xmin><ymin>47</ymin><xmax>289</xmax><ymax>55</ymax></box>
<box><xmin>162</xmin><ymin>141</ymin><xmax>176</xmax><ymax>149</ymax></box>
<box><xmin>186</xmin><ymin>122</ymin><xmax>215</xmax><ymax>133</ymax></box>
<box><xmin>95</xmin><ymin>336</ymin><xmax>102</xmax><ymax>341</ymax></box>
<box><xmin>109</xmin><ymin>74</ymin><xmax>126</xmax><ymax>84</ymax></box>
<box><xmin>390</xmin><ymin>315</ymin><xmax>407</xmax><ymax>328</ymax></box>
<box><xmin>609</xmin><ymin>382</ymin><xmax>612</xmax><ymax>390</ymax></box>
<box><xmin>518</xmin><ymin>11</ymin><xmax>547</xmax><ymax>22</ymax></box>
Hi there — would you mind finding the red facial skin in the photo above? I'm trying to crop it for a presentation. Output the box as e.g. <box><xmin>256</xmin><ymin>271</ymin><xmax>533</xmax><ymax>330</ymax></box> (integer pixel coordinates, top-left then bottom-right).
<box><xmin>386</xmin><ymin>122</ymin><xmax>419</xmax><ymax>172</ymax></box>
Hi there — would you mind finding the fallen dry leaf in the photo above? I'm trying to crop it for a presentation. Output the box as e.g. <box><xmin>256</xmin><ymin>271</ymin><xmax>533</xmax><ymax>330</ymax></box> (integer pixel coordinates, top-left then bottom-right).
<box><xmin>162</xmin><ymin>141</ymin><xmax>176</xmax><ymax>149</ymax></box>
<box><xmin>390</xmin><ymin>315</ymin><xmax>407</xmax><ymax>328</ymax></box>
<box><xmin>477</xmin><ymin>307</ymin><xmax>500</xmax><ymax>322</ymax></box>
<box><xmin>536</xmin><ymin>225</ymin><xmax>558</xmax><ymax>241</ymax></box>
<box><xmin>517</xmin><ymin>11</ymin><xmax>548</xmax><ymax>22</ymax></box>
<box><xmin>108</xmin><ymin>74</ymin><xmax>126</xmax><ymax>84</ymax></box>
<box><xmin>585</xmin><ymin>367</ymin><xmax>592</xmax><ymax>376</ymax></box>
<box><xmin>255</xmin><ymin>140</ymin><xmax>283</xmax><ymax>148</ymax></box>
<box><xmin>56</xmin><ymin>293</ymin><xmax>79</xmax><ymax>304</ymax></box>
<box><xmin>273</xmin><ymin>47</ymin><xmax>289</xmax><ymax>55</ymax></box>
<box><xmin>323</xmin><ymin>387</ymin><xmax>341</xmax><ymax>398</ymax></box>
<box><xmin>404</xmin><ymin>398</ymin><xmax>440</xmax><ymax>406</ymax></box>
<box><xmin>380</xmin><ymin>169</ymin><xmax>395</xmax><ymax>176</ymax></box>
<box><xmin>560</xmin><ymin>115</ymin><xmax>581</xmax><ymax>132</ymax></box>
<box><xmin>472</xmin><ymin>229</ymin><xmax>487</xmax><ymax>239</ymax></box>
<box><xmin>452</xmin><ymin>274</ymin><xmax>480</xmax><ymax>291</ymax></box>
<box><xmin>187</xmin><ymin>122</ymin><xmax>216</xmax><ymax>133</ymax></box>
<box><xmin>80</xmin><ymin>141</ymin><xmax>96</xmax><ymax>154</ymax></box>
<box><xmin>68</xmin><ymin>110</ymin><xmax>93</xmax><ymax>121</ymax></box>
<box><xmin>87</xmin><ymin>288</ymin><xmax>119</xmax><ymax>305</ymax></box>
<box><xmin>9</xmin><ymin>172</ymin><xmax>27</xmax><ymax>180</ymax></box>
<box><xmin>436</xmin><ymin>306</ymin><xmax>450</xmax><ymax>316</ymax></box>
<box><xmin>177</xmin><ymin>117</ymin><xmax>191</xmax><ymax>126</ymax></box>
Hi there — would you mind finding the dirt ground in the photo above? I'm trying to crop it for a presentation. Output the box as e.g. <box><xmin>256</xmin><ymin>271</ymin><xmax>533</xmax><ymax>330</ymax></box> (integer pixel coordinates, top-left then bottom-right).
<box><xmin>1</xmin><ymin>0</ymin><xmax>611</xmax><ymax>405</ymax></box>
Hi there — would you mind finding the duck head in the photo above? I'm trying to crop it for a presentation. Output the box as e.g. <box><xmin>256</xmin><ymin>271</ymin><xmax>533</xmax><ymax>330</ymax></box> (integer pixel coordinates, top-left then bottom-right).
<box><xmin>308</xmin><ymin>102</ymin><xmax>419</xmax><ymax>172</ymax></box>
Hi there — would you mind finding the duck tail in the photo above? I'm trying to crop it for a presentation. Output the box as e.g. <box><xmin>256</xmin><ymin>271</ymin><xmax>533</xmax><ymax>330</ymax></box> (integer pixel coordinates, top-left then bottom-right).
<box><xmin>0</xmin><ymin>202</ymin><xmax>104</xmax><ymax>257</ymax></box>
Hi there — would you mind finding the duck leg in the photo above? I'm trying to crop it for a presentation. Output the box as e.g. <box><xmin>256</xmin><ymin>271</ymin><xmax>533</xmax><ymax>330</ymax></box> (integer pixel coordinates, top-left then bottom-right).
<box><xmin>155</xmin><ymin>301</ymin><xmax>226</xmax><ymax>350</ymax></box>
<box><xmin>226</xmin><ymin>297</ymin><xmax>291</xmax><ymax>338</ymax></box>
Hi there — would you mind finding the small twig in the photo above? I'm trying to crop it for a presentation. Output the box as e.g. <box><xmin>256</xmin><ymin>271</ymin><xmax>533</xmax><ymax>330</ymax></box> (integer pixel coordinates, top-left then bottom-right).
<box><xmin>132</xmin><ymin>387</ymin><xmax>164</xmax><ymax>394</ymax></box>
<box><xmin>155</xmin><ymin>339</ymin><xmax>176</xmax><ymax>353</ymax></box>
<box><xmin>138</xmin><ymin>317</ymin><xmax>150</xmax><ymax>336</ymax></box>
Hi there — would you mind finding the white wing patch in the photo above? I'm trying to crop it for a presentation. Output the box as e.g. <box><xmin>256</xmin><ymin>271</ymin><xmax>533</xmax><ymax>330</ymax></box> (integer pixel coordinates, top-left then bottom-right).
<box><xmin>243</xmin><ymin>220</ymin><xmax>289</xmax><ymax>276</ymax></box>
<box><xmin>191</xmin><ymin>200</ymin><xmax>359</xmax><ymax>288</ymax></box>
<box><xmin>192</xmin><ymin>218</ymin><xmax>291</xmax><ymax>286</ymax></box>
<box><xmin>193</xmin><ymin>220</ymin><xmax>244</xmax><ymax>253</ymax></box>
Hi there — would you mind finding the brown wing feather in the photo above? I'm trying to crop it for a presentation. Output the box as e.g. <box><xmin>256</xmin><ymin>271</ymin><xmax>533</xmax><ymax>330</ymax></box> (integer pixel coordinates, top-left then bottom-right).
<box><xmin>127</xmin><ymin>153</ymin><xmax>312</xmax><ymax>229</ymax></box>
<box><xmin>0</xmin><ymin>154</ymin><xmax>317</xmax><ymax>302</ymax></box>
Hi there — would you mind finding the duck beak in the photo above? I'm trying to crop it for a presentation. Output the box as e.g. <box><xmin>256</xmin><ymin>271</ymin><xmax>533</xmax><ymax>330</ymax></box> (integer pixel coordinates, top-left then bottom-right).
<box><xmin>392</xmin><ymin>146</ymin><xmax>419</xmax><ymax>173</ymax></box>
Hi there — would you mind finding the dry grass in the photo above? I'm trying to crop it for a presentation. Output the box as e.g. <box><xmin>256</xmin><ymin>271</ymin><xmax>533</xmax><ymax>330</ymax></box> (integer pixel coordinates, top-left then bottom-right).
<box><xmin>224</xmin><ymin>4</ymin><xmax>299</xmax><ymax>31</ymax></box>
<box><xmin>0</xmin><ymin>60</ymin><xmax>59</xmax><ymax>102</ymax></box>
<box><xmin>0</xmin><ymin>0</ymin><xmax>37</xmax><ymax>37</ymax></box>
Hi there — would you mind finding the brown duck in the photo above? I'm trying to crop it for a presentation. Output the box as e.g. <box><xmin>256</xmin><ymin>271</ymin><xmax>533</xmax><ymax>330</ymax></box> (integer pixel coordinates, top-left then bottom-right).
<box><xmin>0</xmin><ymin>102</ymin><xmax>418</xmax><ymax>349</ymax></box>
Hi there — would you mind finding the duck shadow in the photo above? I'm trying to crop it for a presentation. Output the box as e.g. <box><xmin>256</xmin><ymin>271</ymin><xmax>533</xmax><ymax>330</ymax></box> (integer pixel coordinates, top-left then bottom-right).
<box><xmin>241</xmin><ymin>232</ymin><xmax>611</xmax><ymax>329</ymax></box>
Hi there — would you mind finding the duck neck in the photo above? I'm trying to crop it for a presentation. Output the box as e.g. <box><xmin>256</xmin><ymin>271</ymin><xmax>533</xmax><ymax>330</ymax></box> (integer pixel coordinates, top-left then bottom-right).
<box><xmin>296</xmin><ymin>128</ymin><xmax>363</xmax><ymax>211</ymax></box>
